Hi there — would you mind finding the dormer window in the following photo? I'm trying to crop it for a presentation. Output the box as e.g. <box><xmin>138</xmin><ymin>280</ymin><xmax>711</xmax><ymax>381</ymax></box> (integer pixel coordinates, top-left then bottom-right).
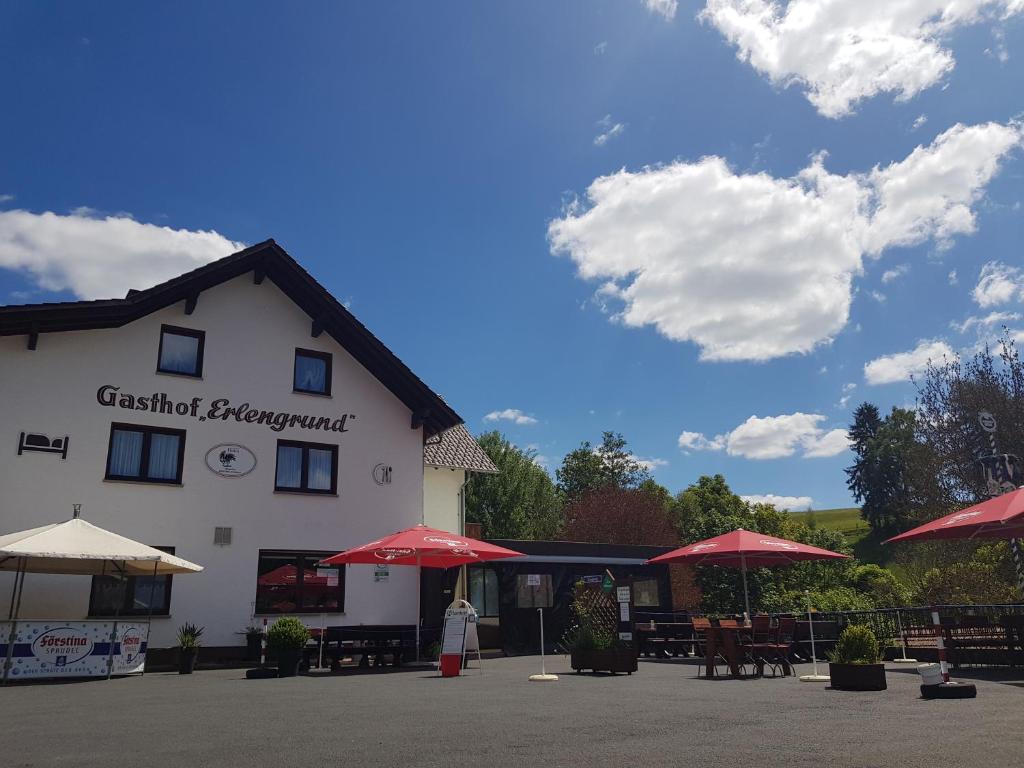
<box><xmin>294</xmin><ymin>348</ymin><xmax>332</xmax><ymax>396</ymax></box>
<box><xmin>157</xmin><ymin>325</ymin><xmax>205</xmax><ymax>377</ymax></box>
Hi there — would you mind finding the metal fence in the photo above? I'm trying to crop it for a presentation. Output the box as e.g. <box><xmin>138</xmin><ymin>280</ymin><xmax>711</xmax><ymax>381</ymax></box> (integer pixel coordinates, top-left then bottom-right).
<box><xmin>637</xmin><ymin>604</ymin><xmax>1024</xmax><ymax>648</ymax></box>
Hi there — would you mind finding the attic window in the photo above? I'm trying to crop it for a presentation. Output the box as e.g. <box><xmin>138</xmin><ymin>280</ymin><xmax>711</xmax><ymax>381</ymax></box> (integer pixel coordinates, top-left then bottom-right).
<box><xmin>157</xmin><ymin>325</ymin><xmax>205</xmax><ymax>377</ymax></box>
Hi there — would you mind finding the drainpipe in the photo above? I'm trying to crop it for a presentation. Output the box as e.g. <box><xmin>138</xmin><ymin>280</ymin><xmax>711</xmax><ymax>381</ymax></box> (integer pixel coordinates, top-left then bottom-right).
<box><xmin>457</xmin><ymin>471</ymin><xmax>471</xmax><ymax>601</ymax></box>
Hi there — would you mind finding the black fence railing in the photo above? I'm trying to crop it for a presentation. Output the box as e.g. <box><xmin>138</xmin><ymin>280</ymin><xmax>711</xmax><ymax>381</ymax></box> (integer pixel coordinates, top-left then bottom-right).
<box><xmin>637</xmin><ymin>604</ymin><xmax>1024</xmax><ymax>647</ymax></box>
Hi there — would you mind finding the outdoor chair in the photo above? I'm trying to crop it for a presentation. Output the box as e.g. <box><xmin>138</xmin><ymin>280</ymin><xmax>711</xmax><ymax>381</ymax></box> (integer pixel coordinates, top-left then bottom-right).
<box><xmin>693</xmin><ymin>617</ymin><xmax>729</xmax><ymax>678</ymax></box>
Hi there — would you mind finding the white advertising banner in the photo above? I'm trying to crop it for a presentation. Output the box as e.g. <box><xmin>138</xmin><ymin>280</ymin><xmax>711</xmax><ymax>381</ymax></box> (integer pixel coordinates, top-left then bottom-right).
<box><xmin>0</xmin><ymin>620</ymin><xmax>149</xmax><ymax>681</ymax></box>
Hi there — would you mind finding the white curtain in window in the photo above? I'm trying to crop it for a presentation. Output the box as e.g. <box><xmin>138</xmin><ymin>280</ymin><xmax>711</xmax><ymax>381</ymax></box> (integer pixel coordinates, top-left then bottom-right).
<box><xmin>109</xmin><ymin>430</ymin><xmax>143</xmax><ymax>476</ymax></box>
<box><xmin>295</xmin><ymin>355</ymin><xmax>327</xmax><ymax>392</ymax></box>
<box><xmin>307</xmin><ymin>448</ymin><xmax>333</xmax><ymax>490</ymax></box>
<box><xmin>147</xmin><ymin>433</ymin><xmax>180</xmax><ymax>480</ymax></box>
<box><xmin>276</xmin><ymin>446</ymin><xmax>303</xmax><ymax>488</ymax></box>
<box><xmin>160</xmin><ymin>332</ymin><xmax>199</xmax><ymax>374</ymax></box>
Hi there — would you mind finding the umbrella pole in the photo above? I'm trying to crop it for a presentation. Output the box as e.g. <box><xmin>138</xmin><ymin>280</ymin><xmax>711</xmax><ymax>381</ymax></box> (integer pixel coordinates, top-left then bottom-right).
<box><xmin>141</xmin><ymin>559</ymin><xmax>158</xmax><ymax>677</ymax></box>
<box><xmin>416</xmin><ymin>554</ymin><xmax>421</xmax><ymax>662</ymax></box>
<box><xmin>106</xmin><ymin>560</ymin><xmax>125</xmax><ymax>680</ymax></box>
<box><xmin>799</xmin><ymin>590</ymin><xmax>829</xmax><ymax>683</ymax></box>
<box><xmin>3</xmin><ymin>557</ymin><xmax>26</xmax><ymax>685</ymax></box>
<box><xmin>740</xmin><ymin>554</ymin><xmax>751</xmax><ymax>619</ymax></box>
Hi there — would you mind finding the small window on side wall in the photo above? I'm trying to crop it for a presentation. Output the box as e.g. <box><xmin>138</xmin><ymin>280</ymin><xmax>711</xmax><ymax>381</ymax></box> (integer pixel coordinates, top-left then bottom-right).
<box><xmin>275</xmin><ymin>440</ymin><xmax>338</xmax><ymax>494</ymax></box>
<box><xmin>157</xmin><ymin>325</ymin><xmax>205</xmax><ymax>377</ymax></box>
<box><xmin>294</xmin><ymin>348</ymin><xmax>332</xmax><ymax>396</ymax></box>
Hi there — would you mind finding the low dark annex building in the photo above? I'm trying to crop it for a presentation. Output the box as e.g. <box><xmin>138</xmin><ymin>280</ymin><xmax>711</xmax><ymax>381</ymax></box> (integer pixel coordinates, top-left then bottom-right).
<box><xmin>467</xmin><ymin>539</ymin><xmax>675</xmax><ymax>655</ymax></box>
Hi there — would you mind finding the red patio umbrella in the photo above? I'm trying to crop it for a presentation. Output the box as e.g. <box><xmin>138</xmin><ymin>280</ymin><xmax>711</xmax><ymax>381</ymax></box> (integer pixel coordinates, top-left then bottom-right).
<box><xmin>319</xmin><ymin>525</ymin><xmax>523</xmax><ymax>658</ymax></box>
<box><xmin>885</xmin><ymin>487</ymin><xmax>1024</xmax><ymax>544</ymax></box>
<box><xmin>646</xmin><ymin>528</ymin><xmax>851</xmax><ymax>617</ymax></box>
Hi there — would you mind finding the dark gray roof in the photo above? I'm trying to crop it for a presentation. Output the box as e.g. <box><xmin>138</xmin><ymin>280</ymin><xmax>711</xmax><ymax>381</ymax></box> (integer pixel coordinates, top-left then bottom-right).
<box><xmin>423</xmin><ymin>424</ymin><xmax>498</xmax><ymax>474</ymax></box>
<box><xmin>0</xmin><ymin>240</ymin><xmax>462</xmax><ymax>437</ymax></box>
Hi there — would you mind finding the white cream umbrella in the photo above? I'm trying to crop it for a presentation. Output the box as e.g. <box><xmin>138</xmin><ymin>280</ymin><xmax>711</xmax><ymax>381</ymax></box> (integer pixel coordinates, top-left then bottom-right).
<box><xmin>1</xmin><ymin>508</ymin><xmax>202</xmax><ymax>682</ymax></box>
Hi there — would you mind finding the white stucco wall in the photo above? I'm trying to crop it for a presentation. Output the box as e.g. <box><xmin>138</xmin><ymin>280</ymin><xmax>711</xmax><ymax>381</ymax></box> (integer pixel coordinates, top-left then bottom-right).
<box><xmin>422</xmin><ymin>466</ymin><xmax>465</xmax><ymax>533</ymax></box>
<box><xmin>0</xmin><ymin>274</ymin><xmax>428</xmax><ymax>647</ymax></box>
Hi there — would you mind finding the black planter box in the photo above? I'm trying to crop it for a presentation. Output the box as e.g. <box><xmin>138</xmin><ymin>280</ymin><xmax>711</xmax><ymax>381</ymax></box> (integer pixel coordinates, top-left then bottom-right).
<box><xmin>571</xmin><ymin>647</ymin><xmax>637</xmax><ymax>675</ymax></box>
<box><xmin>178</xmin><ymin>649</ymin><xmax>197</xmax><ymax>675</ymax></box>
<box><xmin>275</xmin><ymin>648</ymin><xmax>302</xmax><ymax>678</ymax></box>
<box><xmin>828</xmin><ymin>662</ymin><xmax>887</xmax><ymax>691</ymax></box>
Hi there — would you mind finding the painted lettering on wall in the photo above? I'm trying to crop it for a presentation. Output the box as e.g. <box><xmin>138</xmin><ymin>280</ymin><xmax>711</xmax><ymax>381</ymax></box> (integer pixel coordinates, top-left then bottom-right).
<box><xmin>96</xmin><ymin>385</ymin><xmax>355</xmax><ymax>434</ymax></box>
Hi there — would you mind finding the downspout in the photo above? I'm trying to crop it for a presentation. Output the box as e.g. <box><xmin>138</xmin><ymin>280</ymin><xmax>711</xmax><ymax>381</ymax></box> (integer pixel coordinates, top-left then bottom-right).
<box><xmin>457</xmin><ymin>471</ymin><xmax>471</xmax><ymax>601</ymax></box>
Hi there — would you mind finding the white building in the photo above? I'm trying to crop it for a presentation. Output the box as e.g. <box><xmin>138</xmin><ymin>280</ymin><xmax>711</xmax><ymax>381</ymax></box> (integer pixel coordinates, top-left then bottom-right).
<box><xmin>0</xmin><ymin>240</ymin><xmax>495</xmax><ymax>654</ymax></box>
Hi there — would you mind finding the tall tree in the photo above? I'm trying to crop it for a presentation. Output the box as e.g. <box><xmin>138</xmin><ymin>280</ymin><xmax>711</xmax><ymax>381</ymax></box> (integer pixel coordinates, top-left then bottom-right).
<box><xmin>465</xmin><ymin>432</ymin><xmax>563</xmax><ymax>540</ymax></box>
<box><xmin>845</xmin><ymin>404</ymin><xmax>921</xmax><ymax>532</ymax></box>
<box><xmin>555</xmin><ymin>431</ymin><xmax>650</xmax><ymax>502</ymax></box>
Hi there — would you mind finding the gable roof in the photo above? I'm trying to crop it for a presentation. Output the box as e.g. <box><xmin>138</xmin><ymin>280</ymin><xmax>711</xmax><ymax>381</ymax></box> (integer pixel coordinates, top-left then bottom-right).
<box><xmin>0</xmin><ymin>239</ymin><xmax>462</xmax><ymax>437</ymax></box>
<box><xmin>424</xmin><ymin>424</ymin><xmax>498</xmax><ymax>473</ymax></box>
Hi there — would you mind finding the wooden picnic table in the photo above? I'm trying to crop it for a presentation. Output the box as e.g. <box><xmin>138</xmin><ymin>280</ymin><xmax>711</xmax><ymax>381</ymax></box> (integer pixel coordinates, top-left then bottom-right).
<box><xmin>636</xmin><ymin>622</ymin><xmax>694</xmax><ymax>658</ymax></box>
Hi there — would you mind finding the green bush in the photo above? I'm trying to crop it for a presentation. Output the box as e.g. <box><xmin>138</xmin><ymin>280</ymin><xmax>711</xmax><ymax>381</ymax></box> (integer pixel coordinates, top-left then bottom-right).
<box><xmin>267</xmin><ymin>617</ymin><xmax>311</xmax><ymax>650</ymax></box>
<box><xmin>831</xmin><ymin>625</ymin><xmax>881</xmax><ymax>665</ymax></box>
<box><xmin>563</xmin><ymin>583</ymin><xmax>616</xmax><ymax>652</ymax></box>
<box><xmin>176</xmin><ymin>623</ymin><xmax>204</xmax><ymax>649</ymax></box>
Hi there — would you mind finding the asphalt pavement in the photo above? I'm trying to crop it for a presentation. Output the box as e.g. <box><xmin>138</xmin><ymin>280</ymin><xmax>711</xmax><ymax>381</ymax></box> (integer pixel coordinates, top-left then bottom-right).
<box><xmin>2</xmin><ymin>657</ymin><xmax>1021</xmax><ymax>768</ymax></box>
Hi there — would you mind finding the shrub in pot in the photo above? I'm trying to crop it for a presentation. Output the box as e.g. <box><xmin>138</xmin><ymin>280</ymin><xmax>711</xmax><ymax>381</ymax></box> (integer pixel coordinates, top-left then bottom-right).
<box><xmin>177</xmin><ymin>623</ymin><xmax>204</xmax><ymax>674</ymax></box>
<box><xmin>829</xmin><ymin>625</ymin><xmax>886</xmax><ymax>691</ymax></box>
<box><xmin>267</xmin><ymin>617</ymin><xmax>310</xmax><ymax>678</ymax></box>
<box><xmin>565</xmin><ymin>584</ymin><xmax>636</xmax><ymax>675</ymax></box>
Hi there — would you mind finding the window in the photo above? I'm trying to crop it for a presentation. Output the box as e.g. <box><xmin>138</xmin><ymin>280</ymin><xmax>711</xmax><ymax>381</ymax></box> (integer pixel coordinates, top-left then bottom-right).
<box><xmin>255</xmin><ymin>551</ymin><xmax>344</xmax><ymax>614</ymax></box>
<box><xmin>89</xmin><ymin>547</ymin><xmax>175</xmax><ymax>617</ymax></box>
<box><xmin>515</xmin><ymin>573</ymin><xmax>553</xmax><ymax>609</ymax></box>
<box><xmin>633</xmin><ymin>578</ymin><xmax>661</xmax><ymax>608</ymax></box>
<box><xmin>293</xmin><ymin>348</ymin><xmax>332</xmax><ymax>395</ymax></box>
<box><xmin>157</xmin><ymin>325</ymin><xmax>205</xmax><ymax>377</ymax></box>
<box><xmin>468</xmin><ymin>567</ymin><xmax>500</xmax><ymax>617</ymax></box>
<box><xmin>274</xmin><ymin>439</ymin><xmax>338</xmax><ymax>494</ymax></box>
<box><xmin>105</xmin><ymin>423</ymin><xmax>186</xmax><ymax>484</ymax></box>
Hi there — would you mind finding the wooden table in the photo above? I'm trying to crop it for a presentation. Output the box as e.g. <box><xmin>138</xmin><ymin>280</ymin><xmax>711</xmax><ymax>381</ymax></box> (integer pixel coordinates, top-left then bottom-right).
<box><xmin>636</xmin><ymin>623</ymin><xmax>694</xmax><ymax>658</ymax></box>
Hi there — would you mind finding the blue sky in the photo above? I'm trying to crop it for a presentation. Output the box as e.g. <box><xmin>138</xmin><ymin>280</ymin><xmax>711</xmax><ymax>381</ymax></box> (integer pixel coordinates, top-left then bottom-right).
<box><xmin>2</xmin><ymin>1</ymin><xmax>1023</xmax><ymax>510</ymax></box>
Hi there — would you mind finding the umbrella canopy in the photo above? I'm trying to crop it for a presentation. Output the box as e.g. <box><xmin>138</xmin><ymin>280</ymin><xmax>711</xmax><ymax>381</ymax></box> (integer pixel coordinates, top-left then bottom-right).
<box><xmin>319</xmin><ymin>524</ymin><xmax>523</xmax><ymax>569</ymax></box>
<box><xmin>885</xmin><ymin>487</ymin><xmax>1024</xmax><ymax>544</ymax></box>
<box><xmin>0</xmin><ymin>517</ymin><xmax>203</xmax><ymax>575</ymax></box>
<box><xmin>648</xmin><ymin>528</ymin><xmax>851</xmax><ymax>568</ymax></box>
<box><xmin>647</xmin><ymin>528</ymin><xmax>850</xmax><ymax>616</ymax></box>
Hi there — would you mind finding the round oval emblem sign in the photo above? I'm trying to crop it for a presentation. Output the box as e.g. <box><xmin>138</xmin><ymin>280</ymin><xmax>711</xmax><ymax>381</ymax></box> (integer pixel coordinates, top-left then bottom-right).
<box><xmin>31</xmin><ymin>627</ymin><xmax>94</xmax><ymax>666</ymax></box>
<box><xmin>205</xmin><ymin>444</ymin><xmax>257</xmax><ymax>478</ymax></box>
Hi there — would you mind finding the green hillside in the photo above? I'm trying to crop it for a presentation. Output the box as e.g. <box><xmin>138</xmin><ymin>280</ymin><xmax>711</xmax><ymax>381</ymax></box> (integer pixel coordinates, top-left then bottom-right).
<box><xmin>791</xmin><ymin>506</ymin><xmax>890</xmax><ymax>567</ymax></box>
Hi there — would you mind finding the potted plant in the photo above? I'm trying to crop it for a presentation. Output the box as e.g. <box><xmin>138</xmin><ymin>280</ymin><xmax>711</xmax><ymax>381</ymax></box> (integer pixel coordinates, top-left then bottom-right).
<box><xmin>244</xmin><ymin>625</ymin><xmax>264</xmax><ymax>662</ymax></box>
<box><xmin>177</xmin><ymin>623</ymin><xmax>204</xmax><ymax>674</ymax></box>
<box><xmin>828</xmin><ymin>625</ymin><xmax>886</xmax><ymax>691</ymax></box>
<box><xmin>565</xmin><ymin>586</ymin><xmax>637</xmax><ymax>675</ymax></box>
<box><xmin>267</xmin><ymin>617</ymin><xmax>310</xmax><ymax>678</ymax></box>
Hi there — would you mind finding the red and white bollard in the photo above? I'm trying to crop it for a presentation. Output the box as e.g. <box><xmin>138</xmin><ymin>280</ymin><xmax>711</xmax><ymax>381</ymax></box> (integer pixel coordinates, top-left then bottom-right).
<box><xmin>930</xmin><ymin>607</ymin><xmax>950</xmax><ymax>683</ymax></box>
<box><xmin>260</xmin><ymin>617</ymin><xmax>268</xmax><ymax>668</ymax></box>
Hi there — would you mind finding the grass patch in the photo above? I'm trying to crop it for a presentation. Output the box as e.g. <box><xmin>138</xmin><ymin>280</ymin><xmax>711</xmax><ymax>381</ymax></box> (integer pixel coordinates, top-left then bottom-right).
<box><xmin>791</xmin><ymin>507</ymin><xmax>893</xmax><ymax>567</ymax></box>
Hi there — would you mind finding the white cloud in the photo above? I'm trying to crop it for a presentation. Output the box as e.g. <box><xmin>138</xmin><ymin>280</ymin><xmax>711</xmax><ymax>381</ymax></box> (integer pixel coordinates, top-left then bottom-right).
<box><xmin>678</xmin><ymin>430</ymin><xmax>727</xmax><ymax>453</ymax></box>
<box><xmin>881</xmin><ymin>264</ymin><xmax>910</xmax><ymax>283</ymax></box>
<box><xmin>0</xmin><ymin>208</ymin><xmax>244</xmax><ymax>300</ymax></box>
<box><xmin>864</xmin><ymin>339</ymin><xmax>955</xmax><ymax>385</ymax></box>
<box><xmin>952</xmin><ymin>310</ymin><xmax>1022</xmax><ymax>334</ymax></box>
<box><xmin>741</xmin><ymin>494</ymin><xmax>814</xmax><ymax>511</ymax></box>
<box><xmin>631</xmin><ymin>454</ymin><xmax>669</xmax><ymax>471</ymax></box>
<box><xmin>912</xmin><ymin>114</ymin><xmax>929</xmax><ymax>131</ymax></box>
<box><xmin>701</xmin><ymin>1</ymin><xmax>1024</xmax><ymax>118</ymax></box>
<box><xmin>594</xmin><ymin>115</ymin><xmax>626</xmax><ymax>146</ymax></box>
<box><xmin>870</xmin><ymin>290</ymin><xmax>887</xmax><ymax>303</ymax></box>
<box><xmin>483</xmin><ymin>408</ymin><xmax>538</xmax><ymax>426</ymax></box>
<box><xmin>728</xmin><ymin>413</ymin><xmax>850</xmax><ymax>459</ymax></box>
<box><xmin>644</xmin><ymin>0</ymin><xmax>678</xmax><ymax>20</ymax></box>
<box><xmin>549</xmin><ymin>122</ymin><xmax>1022</xmax><ymax>362</ymax></box>
<box><xmin>594</xmin><ymin>41</ymin><xmax>608</xmax><ymax>55</ymax></box>
<box><xmin>948</xmin><ymin>269</ymin><xmax>959</xmax><ymax>285</ymax></box>
<box><xmin>972</xmin><ymin>261</ymin><xmax>1024</xmax><ymax>307</ymax></box>
<box><xmin>0</xmin><ymin>194</ymin><xmax>14</xmax><ymax>204</ymax></box>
